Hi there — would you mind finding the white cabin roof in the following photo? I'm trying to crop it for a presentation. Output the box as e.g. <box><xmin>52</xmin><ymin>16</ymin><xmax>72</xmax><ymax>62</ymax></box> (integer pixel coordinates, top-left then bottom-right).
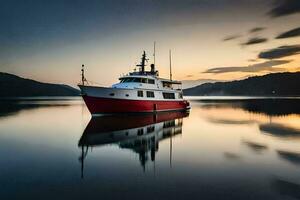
<box><xmin>119</xmin><ymin>74</ymin><xmax>156</xmax><ymax>80</ymax></box>
<box><xmin>119</xmin><ymin>75</ymin><xmax>181</xmax><ymax>84</ymax></box>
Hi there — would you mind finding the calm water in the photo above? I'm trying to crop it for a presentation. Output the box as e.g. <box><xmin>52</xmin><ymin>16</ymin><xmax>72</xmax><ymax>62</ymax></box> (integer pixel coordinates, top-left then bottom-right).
<box><xmin>1</xmin><ymin>97</ymin><xmax>300</xmax><ymax>200</ymax></box>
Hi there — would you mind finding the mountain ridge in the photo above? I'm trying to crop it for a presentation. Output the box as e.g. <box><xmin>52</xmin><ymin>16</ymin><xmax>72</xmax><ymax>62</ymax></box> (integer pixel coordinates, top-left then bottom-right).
<box><xmin>183</xmin><ymin>72</ymin><xmax>300</xmax><ymax>96</ymax></box>
<box><xmin>0</xmin><ymin>72</ymin><xmax>80</xmax><ymax>97</ymax></box>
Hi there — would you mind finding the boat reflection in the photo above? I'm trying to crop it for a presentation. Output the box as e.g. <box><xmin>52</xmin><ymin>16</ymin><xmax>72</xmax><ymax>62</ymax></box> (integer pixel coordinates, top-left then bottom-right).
<box><xmin>78</xmin><ymin>111</ymin><xmax>189</xmax><ymax>178</ymax></box>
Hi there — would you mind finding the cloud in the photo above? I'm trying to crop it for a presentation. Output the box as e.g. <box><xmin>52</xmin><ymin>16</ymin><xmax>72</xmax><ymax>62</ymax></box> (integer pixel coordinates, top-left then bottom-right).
<box><xmin>241</xmin><ymin>37</ymin><xmax>268</xmax><ymax>45</ymax></box>
<box><xmin>203</xmin><ymin>60</ymin><xmax>290</xmax><ymax>74</ymax></box>
<box><xmin>249</xmin><ymin>27</ymin><xmax>266</xmax><ymax>33</ymax></box>
<box><xmin>268</xmin><ymin>0</ymin><xmax>300</xmax><ymax>17</ymax></box>
<box><xmin>222</xmin><ymin>34</ymin><xmax>242</xmax><ymax>41</ymax></box>
<box><xmin>276</xmin><ymin>27</ymin><xmax>300</xmax><ymax>39</ymax></box>
<box><xmin>258</xmin><ymin>45</ymin><xmax>300</xmax><ymax>59</ymax></box>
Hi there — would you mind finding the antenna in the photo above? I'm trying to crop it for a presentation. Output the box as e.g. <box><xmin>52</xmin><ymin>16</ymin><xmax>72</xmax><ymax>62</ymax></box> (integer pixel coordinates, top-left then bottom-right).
<box><xmin>169</xmin><ymin>50</ymin><xmax>172</xmax><ymax>81</ymax></box>
<box><xmin>81</xmin><ymin>64</ymin><xmax>85</xmax><ymax>85</ymax></box>
<box><xmin>153</xmin><ymin>41</ymin><xmax>156</xmax><ymax>66</ymax></box>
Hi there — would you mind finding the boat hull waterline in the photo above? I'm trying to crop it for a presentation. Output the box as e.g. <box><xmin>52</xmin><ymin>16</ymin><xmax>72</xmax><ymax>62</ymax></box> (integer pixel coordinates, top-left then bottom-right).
<box><xmin>82</xmin><ymin>95</ymin><xmax>190</xmax><ymax>114</ymax></box>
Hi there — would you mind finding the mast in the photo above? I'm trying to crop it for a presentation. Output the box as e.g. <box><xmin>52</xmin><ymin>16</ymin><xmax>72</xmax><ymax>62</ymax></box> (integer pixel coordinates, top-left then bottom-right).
<box><xmin>136</xmin><ymin>51</ymin><xmax>148</xmax><ymax>73</ymax></box>
<box><xmin>169</xmin><ymin>50</ymin><xmax>172</xmax><ymax>81</ymax></box>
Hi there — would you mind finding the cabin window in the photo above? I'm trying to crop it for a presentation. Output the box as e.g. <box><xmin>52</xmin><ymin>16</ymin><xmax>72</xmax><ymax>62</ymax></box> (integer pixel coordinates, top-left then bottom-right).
<box><xmin>120</xmin><ymin>78</ymin><xmax>155</xmax><ymax>84</ymax></box>
<box><xmin>109</xmin><ymin>93</ymin><xmax>115</xmax><ymax>96</ymax></box>
<box><xmin>146</xmin><ymin>91</ymin><xmax>155</xmax><ymax>98</ymax></box>
<box><xmin>120</xmin><ymin>78</ymin><xmax>131</xmax><ymax>83</ymax></box>
<box><xmin>120</xmin><ymin>78</ymin><xmax>139</xmax><ymax>83</ymax></box>
<box><xmin>163</xmin><ymin>92</ymin><xmax>175</xmax><ymax>99</ymax></box>
<box><xmin>126</xmin><ymin>94</ymin><xmax>129</xmax><ymax>97</ymax></box>
<box><xmin>133</xmin><ymin>78</ymin><xmax>141</xmax><ymax>82</ymax></box>
<box><xmin>141</xmin><ymin>78</ymin><xmax>147</xmax><ymax>83</ymax></box>
<box><xmin>179</xmin><ymin>92</ymin><xmax>183</xmax><ymax>99</ymax></box>
<box><xmin>137</xmin><ymin>90</ymin><xmax>143</xmax><ymax>97</ymax></box>
<box><xmin>148</xmin><ymin>79</ymin><xmax>155</xmax><ymax>84</ymax></box>
<box><xmin>163</xmin><ymin>82</ymin><xmax>172</xmax><ymax>88</ymax></box>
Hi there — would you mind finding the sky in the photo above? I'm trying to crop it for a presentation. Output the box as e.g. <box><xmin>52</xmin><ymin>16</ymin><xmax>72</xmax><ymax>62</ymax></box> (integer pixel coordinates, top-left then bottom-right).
<box><xmin>1</xmin><ymin>0</ymin><xmax>300</xmax><ymax>87</ymax></box>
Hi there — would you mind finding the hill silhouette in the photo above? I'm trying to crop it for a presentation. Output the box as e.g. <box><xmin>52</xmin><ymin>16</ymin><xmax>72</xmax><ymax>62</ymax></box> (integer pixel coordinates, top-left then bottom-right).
<box><xmin>0</xmin><ymin>72</ymin><xmax>80</xmax><ymax>97</ymax></box>
<box><xmin>183</xmin><ymin>72</ymin><xmax>300</xmax><ymax>96</ymax></box>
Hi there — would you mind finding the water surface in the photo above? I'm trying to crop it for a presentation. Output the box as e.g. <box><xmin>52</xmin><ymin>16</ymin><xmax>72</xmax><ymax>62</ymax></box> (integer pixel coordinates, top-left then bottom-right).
<box><xmin>1</xmin><ymin>97</ymin><xmax>300</xmax><ymax>200</ymax></box>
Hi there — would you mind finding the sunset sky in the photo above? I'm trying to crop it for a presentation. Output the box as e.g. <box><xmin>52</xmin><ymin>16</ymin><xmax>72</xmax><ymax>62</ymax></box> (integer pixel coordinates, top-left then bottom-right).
<box><xmin>1</xmin><ymin>0</ymin><xmax>300</xmax><ymax>87</ymax></box>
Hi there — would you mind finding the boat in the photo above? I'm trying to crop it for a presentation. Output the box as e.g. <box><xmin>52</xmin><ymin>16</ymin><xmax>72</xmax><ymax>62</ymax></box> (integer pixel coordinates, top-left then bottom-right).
<box><xmin>78</xmin><ymin>50</ymin><xmax>190</xmax><ymax>115</ymax></box>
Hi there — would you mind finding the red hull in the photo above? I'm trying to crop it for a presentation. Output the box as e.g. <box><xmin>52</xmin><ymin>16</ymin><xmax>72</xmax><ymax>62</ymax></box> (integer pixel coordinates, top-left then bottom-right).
<box><xmin>82</xmin><ymin>96</ymin><xmax>190</xmax><ymax>114</ymax></box>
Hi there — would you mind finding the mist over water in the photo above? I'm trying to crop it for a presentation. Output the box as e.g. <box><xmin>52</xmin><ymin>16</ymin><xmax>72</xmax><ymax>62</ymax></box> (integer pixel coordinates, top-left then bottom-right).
<box><xmin>0</xmin><ymin>97</ymin><xmax>300</xmax><ymax>200</ymax></box>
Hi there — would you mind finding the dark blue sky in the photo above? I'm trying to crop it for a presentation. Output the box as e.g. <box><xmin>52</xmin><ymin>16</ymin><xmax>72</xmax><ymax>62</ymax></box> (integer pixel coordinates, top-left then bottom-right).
<box><xmin>1</xmin><ymin>0</ymin><xmax>299</xmax><ymax>85</ymax></box>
